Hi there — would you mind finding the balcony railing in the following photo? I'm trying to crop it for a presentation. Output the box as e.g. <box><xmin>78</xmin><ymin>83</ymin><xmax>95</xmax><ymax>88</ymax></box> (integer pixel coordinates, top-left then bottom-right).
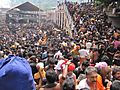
<box><xmin>64</xmin><ymin>3</ymin><xmax>74</xmax><ymax>37</ymax></box>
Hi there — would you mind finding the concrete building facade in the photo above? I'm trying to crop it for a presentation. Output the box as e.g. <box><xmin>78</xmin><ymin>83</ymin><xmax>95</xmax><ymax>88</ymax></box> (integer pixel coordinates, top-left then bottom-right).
<box><xmin>6</xmin><ymin>2</ymin><xmax>44</xmax><ymax>24</ymax></box>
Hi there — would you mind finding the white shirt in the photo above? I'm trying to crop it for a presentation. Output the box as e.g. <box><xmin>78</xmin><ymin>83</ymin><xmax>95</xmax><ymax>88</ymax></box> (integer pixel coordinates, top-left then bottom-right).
<box><xmin>79</xmin><ymin>49</ymin><xmax>89</xmax><ymax>58</ymax></box>
<box><xmin>86</xmin><ymin>42</ymin><xmax>92</xmax><ymax>49</ymax></box>
<box><xmin>54</xmin><ymin>51</ymin><xmax>62</xmax><ymax>59</ymax></box>
<box><xmin>77</xmin><ymin>79</ymin><xmax>90</xmax><ymax>90</ymax></box>
<box><xmin>54</xmin><ymin>60</ymin><xmax>64</xmax><ymax>70</ymax></box>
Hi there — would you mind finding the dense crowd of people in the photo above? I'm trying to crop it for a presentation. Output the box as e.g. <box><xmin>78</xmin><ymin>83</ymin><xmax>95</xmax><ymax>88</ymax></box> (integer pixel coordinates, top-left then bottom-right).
<box><xmin>0</xmin><ymin>1</ymin><xmax>120</xmax><ymax>90</ymax></box>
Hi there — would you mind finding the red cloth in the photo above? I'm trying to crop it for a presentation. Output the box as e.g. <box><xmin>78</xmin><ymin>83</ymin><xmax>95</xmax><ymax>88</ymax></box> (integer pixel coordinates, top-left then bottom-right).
<box><xmin>68</xmin><ymin>63</ymin><xmax>75</xmax><ymax>71</ymax></box>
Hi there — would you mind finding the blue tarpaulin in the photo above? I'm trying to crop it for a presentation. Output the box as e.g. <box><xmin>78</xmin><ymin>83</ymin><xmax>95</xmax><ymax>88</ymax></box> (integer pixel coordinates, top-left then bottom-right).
<box><xmin>0</xmin><ymin>55</ymin><xmax>36</xmax><ymax>90</ymax></box>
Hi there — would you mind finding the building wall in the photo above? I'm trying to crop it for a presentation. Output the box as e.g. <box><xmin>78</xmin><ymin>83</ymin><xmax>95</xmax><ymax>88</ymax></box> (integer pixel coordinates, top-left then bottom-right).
<box><xmin>0</xmin><ymin>8</ymin><xmax>8</xmax><ymax>25</ymax></box>
<box><xmin>108</xmin><ymin>16</ymin><xmax>120</xmax><ymax>28</ymax></box>
<box><xmin>6</xmin><ymin>10</ymin><xmax>39</xmax><ymax>23</ymax></box>
<box><xmin>6</xmin><ymin>8</ymin><xmax>46</xmax><ymax>24</ymax></box>
<box><xmin>52</xmin><ymin>3</ymin><xmax>73</xmax><ymax>37</ymax></box>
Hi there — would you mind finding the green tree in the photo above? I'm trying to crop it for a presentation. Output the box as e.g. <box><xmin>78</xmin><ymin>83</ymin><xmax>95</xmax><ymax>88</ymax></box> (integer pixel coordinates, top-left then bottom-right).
<box><xmin>95</xmin><ymin>0</ymin><xmax>119</xmax><ymax>4</ymax></box>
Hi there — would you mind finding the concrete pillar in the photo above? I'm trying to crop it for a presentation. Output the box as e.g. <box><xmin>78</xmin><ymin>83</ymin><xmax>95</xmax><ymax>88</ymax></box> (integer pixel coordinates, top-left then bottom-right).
<box><xmin>58</xmin><ymin>12</ymin><xmax>60</xmax><ymax>27</ymax></box>
<box><xmin>60</xmin><ymin>12</ymin><xmax>61</xmax><ymax>28</ymax></box>
<box><xmin>27</xmin><ymin>19</ymin><xmax>29</xmax><ymax>23</ymax></box>
<box><xmin>62</xmin><ymin>13</ymin><xmax>64</xmax><ymax>29</ymax></box>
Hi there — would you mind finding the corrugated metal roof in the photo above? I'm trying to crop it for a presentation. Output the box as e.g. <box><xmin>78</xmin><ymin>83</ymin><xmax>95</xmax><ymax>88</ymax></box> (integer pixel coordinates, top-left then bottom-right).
<box><xmin>8</xmin><ymin>2</ymin><xmax>43</xmax><ymax>12</ymax></box>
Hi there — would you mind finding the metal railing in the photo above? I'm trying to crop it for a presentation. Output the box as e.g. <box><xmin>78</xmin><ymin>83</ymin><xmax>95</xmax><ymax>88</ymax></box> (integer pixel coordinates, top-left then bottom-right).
<box><xmin>64</xmin><ymin>3</ymin><xmax>74</xmax><ymax>37</ymax></box>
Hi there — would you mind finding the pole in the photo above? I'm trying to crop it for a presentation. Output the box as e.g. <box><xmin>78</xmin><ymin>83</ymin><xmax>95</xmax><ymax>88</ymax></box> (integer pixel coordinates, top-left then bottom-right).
<box><xmin>39</xmin><ymin>0</ymin><xmax>40</xmax><ymax>25</ymax></box>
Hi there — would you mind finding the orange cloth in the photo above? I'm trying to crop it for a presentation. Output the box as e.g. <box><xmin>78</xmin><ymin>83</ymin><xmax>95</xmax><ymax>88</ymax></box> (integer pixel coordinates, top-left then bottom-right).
<box><xmin>37</xmin><ymin>35</ymin><xmax>47</xmax><ymax>45</ymax></box>
<box><xmin>114</xmin><ymin>32</ymin><xmax>119</xmax><ymax>38</ymax></box>
<box><xmin>96</xmin><ymin>74</ymin><xmax>105</xmax><ymax>90</ymax></box>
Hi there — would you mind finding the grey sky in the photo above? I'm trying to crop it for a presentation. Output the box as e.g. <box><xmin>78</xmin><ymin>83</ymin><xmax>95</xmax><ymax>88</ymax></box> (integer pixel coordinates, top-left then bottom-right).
<box><xmin>0</xmin><ymin>0</ymin><xmax>88</xmax><ymax>9</ymax></box>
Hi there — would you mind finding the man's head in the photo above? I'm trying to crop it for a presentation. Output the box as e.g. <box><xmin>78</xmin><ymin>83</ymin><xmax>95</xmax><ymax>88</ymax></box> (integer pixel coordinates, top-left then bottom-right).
<box><xmin>46</xmin><ymin>70</ymin><xmax>57</xmax><ymax>83</ymax></box>
<box><xmin>82</xmin><ymin>60</ymin><xmax>90</xmax><ymax>70</ymax></box>
<box><xmin>113</xmin><ymin>51</ymin><xmax>120</xmax><ymax>66</ymax></box>
<box><xmin>112</xmin><ymin>66</ymin><xmax>120</xmax><ymax>80</ymax></box>
<box><xmin>110</xmin><ymin>80</ymin><xmax>120</xmax><ymax>90</ymax></box>
<box><xmin>85</xmin><ymin>66</ymin><xmax>98</xmax><ymax>84</ymax></box>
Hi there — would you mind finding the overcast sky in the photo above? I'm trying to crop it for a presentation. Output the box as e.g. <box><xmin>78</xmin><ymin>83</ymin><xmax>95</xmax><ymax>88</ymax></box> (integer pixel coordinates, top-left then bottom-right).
<box><xmin>0</xmin><ymin>0</ymin><xmax>88</xmax><ymax>9</ymax></box>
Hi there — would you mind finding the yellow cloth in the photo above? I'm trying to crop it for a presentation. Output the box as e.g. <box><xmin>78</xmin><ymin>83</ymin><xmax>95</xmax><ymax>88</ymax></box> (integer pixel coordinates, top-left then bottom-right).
<box><xmin>34</xmin><ymin>72</ymin><xmax>40</xmax><ymax>79</ymax></box>
<box><xmin>114</xmin><ymin>32</ymin><xmax>119</xmax><ymax>38</ymax></box>
<box><xmin>71</xmin><ymin>45</ymin><xmax>80</xmax><ymax>56</ymax></box>
<box><xmin>71</xmin><ymin>49</ymin><xmax>79</xmax><ymax>56</ymax></box>
<box><xmin>34</xmin><ymin>68</ymin><xmax>46</xmax><ymax>79</ymax></box>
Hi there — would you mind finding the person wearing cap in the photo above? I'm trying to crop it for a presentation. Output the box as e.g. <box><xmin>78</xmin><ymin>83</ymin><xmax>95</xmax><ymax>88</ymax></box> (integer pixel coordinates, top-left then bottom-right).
<box><xmin>59</xmin><ymin>60</ymin><xmax>76</xmax><ymax>88</ymax></box>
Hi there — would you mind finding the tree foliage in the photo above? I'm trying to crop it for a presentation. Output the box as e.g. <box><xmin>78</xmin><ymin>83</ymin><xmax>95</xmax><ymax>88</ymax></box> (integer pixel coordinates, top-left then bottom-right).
<box><xmin>95</xmin><ymin>0</ymin><xmax>119</xmax><ymax>4</ymax></box>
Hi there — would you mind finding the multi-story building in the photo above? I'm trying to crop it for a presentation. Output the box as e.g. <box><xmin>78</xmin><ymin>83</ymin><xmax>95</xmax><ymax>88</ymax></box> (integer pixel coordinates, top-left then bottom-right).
<box><xmin>0</xmin><ymin>8</ymin><xmax>9</xmax><ymax>25</ymax></box>
<box><xmin>6</xmin><ymin>2</ymin><xmax>43</xmax><ymax>24</ymax></box>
